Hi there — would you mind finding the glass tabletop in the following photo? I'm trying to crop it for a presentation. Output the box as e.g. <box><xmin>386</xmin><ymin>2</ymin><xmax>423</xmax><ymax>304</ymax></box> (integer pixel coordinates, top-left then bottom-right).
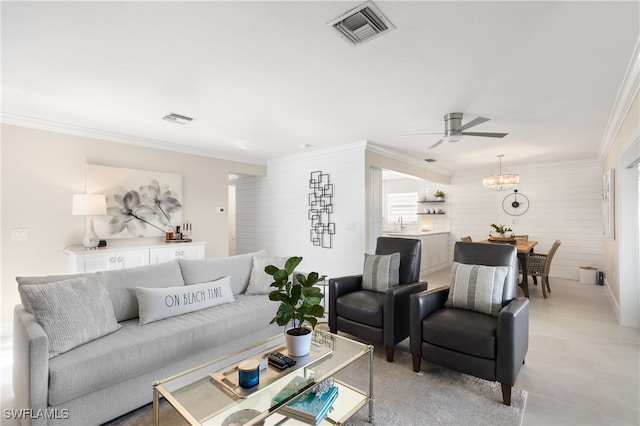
<box><xmin>153</xmin><ymin>330</ymin><xmax>373</xmax><ymax>426</ymax></box>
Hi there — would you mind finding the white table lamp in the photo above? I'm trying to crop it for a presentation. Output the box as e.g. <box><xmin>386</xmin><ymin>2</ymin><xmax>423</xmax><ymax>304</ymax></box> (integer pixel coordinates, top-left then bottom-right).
<box><xmin>72</xmin><ymin>194</ymin><xmax>107</xmax><ymax>249</ymax></box>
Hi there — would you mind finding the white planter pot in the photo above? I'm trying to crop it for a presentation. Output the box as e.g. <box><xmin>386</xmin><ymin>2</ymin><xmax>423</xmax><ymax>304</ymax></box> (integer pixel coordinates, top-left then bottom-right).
<box><xmin>285</xmin><ymin>329</ymin><xmax>312</xmax><ymax>357</ymax></box>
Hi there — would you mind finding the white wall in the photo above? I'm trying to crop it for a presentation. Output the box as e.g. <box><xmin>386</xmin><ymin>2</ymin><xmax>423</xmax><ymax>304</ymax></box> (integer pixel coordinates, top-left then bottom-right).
<box><xmin>0</xmin><ymin>124</ymin><xmax>266</xmax><ymax>323</ymax></box>
<box><xmin>235</xmin><ymin>143</ymin><xmax>366</xmax><ymax>278</ymax></box>
<box><xmin>450</xmin><ymin>159</ymin><xmax>604</xmax><ymax>280</ymax></box>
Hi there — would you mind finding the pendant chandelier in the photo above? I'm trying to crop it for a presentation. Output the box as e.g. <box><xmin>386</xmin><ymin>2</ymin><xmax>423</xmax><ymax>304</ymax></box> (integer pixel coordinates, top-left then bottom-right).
<box><xmin>483</xmin><ymin>155</ymin><xmax>519</xmax><ymax>191</ymax></box>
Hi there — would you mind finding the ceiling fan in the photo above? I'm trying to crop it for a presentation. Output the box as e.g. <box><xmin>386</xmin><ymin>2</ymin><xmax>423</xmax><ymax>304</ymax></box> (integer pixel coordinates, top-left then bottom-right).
<box><xmin>404</xmin><ymin>112</ymin><xmax>509</xmax><ymax>149</ymax></box>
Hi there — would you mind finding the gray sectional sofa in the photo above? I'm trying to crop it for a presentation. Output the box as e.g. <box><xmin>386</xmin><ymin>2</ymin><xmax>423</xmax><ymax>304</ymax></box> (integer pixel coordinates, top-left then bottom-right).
<box><xmin>13</xmin><ymin>250</ymin><xmax>281</xmax><ymax>426</ymax></box>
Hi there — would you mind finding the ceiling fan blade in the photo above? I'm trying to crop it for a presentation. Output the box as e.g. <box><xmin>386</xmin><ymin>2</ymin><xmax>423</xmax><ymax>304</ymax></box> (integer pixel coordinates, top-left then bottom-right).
<box><xmin>461</xmin><ymin>131</ymin><xmax>509</xmax><ymax>138</ymax></box>
<box><xmin>401</xmin><ymin>132</ymin><xmax>443</xmax><ymax>137</ymax></box>
<box><xmin>428</xmin><ymin>139</ymin><xmax>444</xmax><ymax>149</ymax></box>
<box><xmin>458</xmin><ymin>116</ymin><xmax>490</xmax><ymax>132</ymax></box>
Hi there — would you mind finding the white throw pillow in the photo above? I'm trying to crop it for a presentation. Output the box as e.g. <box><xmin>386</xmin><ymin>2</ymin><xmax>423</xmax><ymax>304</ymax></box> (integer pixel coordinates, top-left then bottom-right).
<box><xmin>19</xmin><ymin>275</ymin><xmax>121</xmax><ymax>358</ymax></box>
<box><xmin>361</xmin><ymin>252</ymin><xmax>401</xmax><ymax>293</ymax></box>
<box><xmin>136</xmin><ymin>276</ymin><xmax>235</xmax><ymax>325</ymax></box>
<box><xmin>246</xmin><ymin>255</ymin><xmax>290</xmax><ymax>295</ymax></box>
<box><xmin>445</xmin><ymin>262</ymin><xmax>509</xmax><ymax>316</ymax></box>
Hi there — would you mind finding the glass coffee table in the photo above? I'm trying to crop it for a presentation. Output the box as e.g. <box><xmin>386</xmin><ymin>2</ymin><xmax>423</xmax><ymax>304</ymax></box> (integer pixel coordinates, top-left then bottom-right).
<box><xmin>152</xmin><ymin>330</ymin><xmax>373</xmax><ymax>425</ymax></box>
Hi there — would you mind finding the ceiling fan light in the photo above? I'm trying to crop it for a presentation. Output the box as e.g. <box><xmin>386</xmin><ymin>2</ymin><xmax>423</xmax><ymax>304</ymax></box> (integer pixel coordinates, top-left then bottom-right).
<box><xmin>443</xmin><ymin>133</ymin><xmax>463</xmax><ymax>143</ymax></box>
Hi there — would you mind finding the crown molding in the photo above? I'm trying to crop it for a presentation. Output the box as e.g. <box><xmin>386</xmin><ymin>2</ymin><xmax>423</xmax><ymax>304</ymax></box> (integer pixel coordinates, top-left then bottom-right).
<box><xmin>599</xmin><ymin>37</ymin><xmax>640</xmax><ymax>160</ymax></box>
<box><xmin>0</xmin><ymin>113</ymin><xmax>267</xmax><ymax>166</ymax></box>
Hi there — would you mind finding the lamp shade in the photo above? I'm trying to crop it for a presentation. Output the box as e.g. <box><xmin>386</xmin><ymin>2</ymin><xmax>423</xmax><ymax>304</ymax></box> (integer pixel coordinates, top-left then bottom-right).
<box><xmin>72</xmin><ymin>194</ymin><xmax>107</xmax><ymax>216</ymax></box>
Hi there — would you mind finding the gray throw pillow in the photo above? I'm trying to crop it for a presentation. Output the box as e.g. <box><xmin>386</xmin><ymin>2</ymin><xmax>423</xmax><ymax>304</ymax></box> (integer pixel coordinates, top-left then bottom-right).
<box><xmin>361</xmin><ymin>252</ymin><xmax>401</xmax><ymax>293</ymax></box>
<box><xmin>445</xmin><ymin>261</ymin><xmax>509</xmax><ymax>316</ymax></box>
<box><xmin>246</xmin><ymin>255</ymin><xmax>290</xmax><ymax>295</ymax></box>
<box><xmin>135</xmin><ymin>276</ymin><xmax>235</xmax><ymax>325</ymax></box>
<box><xmin>19</xmin><ymin>275</ymin><xmax>121</xmax><ymax>358</ymax></box>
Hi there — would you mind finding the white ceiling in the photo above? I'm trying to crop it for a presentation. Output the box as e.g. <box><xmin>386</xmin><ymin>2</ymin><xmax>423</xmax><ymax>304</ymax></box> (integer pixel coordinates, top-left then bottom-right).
<box><xmin>2</xmin><ymin>1</ymin><xmax>639</xmax><ymax>174</ymax></box>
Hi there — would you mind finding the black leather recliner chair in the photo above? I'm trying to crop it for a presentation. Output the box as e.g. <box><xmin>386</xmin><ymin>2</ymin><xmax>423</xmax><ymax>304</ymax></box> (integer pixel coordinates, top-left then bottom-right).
<box><xmin>410</xmin><ymin>242</ymin><xmax>529</xmax><ymax>405</ymax></box>
<box><xmin>329</xmin><ymin>237</ymin><xmax>427</xmax><ymax>362</ymax></box>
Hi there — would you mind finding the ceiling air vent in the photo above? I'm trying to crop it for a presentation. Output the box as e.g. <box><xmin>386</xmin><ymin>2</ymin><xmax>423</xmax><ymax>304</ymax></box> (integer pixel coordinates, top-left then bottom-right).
<box><xmin>163</xmin><ymin>113</ymin><xmax>194</xmax><ymax>125</ymax></box>
<box><xmin>330</xmin><ymin>1</ymin><xmax>394</xmax><ymax>45</ymax></box>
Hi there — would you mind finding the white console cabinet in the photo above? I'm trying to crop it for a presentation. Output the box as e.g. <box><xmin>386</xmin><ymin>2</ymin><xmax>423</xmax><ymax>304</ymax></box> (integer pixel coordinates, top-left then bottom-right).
<box><xmin>149</xmin><ymin>244</ymin><xmax>205</xmax><ymax>264</ymax></box>
<box><xmin>64</xmin><ymin>240</ymin><xmax>206</xmax><ymax>274</ymax></box>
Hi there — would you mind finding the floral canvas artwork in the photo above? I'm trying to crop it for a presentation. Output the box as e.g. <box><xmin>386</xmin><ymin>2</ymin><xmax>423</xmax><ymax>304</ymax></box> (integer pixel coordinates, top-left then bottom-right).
<box><xmin>87</xmin><ymin>165</ymin><xmax>183</xmax><ymax>239</ymax></box>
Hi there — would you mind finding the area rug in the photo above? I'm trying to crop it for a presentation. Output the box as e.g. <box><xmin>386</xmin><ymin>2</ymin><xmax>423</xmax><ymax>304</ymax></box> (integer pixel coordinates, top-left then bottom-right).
<box><xmin>105</xmin><ymin>343</ymin><xmax>526</xmax><ymax>426</ymax></box>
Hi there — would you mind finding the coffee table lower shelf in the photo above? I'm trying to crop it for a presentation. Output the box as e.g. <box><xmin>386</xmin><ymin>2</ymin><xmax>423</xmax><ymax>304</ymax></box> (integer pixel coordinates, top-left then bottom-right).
<box><xmin>152</xmin><ymin>331</ymin><xmax>373</xmax><ymax>426</ymax></box>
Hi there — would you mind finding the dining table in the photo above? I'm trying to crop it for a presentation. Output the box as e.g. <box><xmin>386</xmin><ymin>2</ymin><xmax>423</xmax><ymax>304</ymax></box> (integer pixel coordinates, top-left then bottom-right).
<box><xmin>479</xmin><ymin>239</ymin><xmax>538</xmax><ymax>298</ymax></box>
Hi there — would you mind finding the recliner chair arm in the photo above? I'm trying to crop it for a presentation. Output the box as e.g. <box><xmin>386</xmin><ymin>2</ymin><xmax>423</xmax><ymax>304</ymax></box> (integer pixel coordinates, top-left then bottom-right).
<box><xmin>409</xmin><ymin>286</ymin><xmax>450</xmax><ymax>356</ymax></box>
<box><xmin>496</xmin><ymin>297</ymin><xmax>529</xmax><ymax>385</ymax></box>
<box><xmin>328</xmin><ymin>275</ymin><xmax>363</xmax><ymax>331</ymax></box>
<box><xmin>383</xmin><ymin>281</ymin><xmax>428</xmax><ymax>348</ymax></box>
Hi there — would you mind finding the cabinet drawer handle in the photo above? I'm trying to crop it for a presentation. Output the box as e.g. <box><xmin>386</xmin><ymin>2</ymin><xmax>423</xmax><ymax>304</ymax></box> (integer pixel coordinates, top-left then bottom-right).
<box><xmin>180</xmin><ymin>251</ymin><xmax>185</xmax><ymax>256</ymax></box>
<box><xmin>117</xmin><ymin>257</ymin><xmax>123</xmax><ymax>262</ymax></box>
<box><xmin>109</xmin><ymin>257</ymin><xmax>116</xmax><ymax>263</ymax></box>
<box><xmin>175</xmin><ymin>251</ymin><xmax>181</xmax><ymax>257</ymax></box>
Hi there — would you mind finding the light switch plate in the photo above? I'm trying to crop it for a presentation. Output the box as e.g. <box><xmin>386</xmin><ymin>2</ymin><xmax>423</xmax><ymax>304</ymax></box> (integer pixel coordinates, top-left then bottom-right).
<box><xmin>12</xmin><ymin>229</ymin><xmax>28</xmax><ymax>241</ymax></box>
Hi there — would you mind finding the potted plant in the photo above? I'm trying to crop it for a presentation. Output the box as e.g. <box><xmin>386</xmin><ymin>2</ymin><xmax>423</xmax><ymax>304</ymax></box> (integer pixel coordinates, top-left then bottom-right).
<box><xmin>266</xmin><ymin>256</ymin><xmax>324</xmax><ymax>356</ymax></box>
<box><xmin>490</xmin><ymin>223</ymin><xmax>513</xmax><ymax>238</ymax></box>
<box><xmin>434</xmin><ymin>190</ymin><xmax>445</xmax><ymax>200</ymax></box>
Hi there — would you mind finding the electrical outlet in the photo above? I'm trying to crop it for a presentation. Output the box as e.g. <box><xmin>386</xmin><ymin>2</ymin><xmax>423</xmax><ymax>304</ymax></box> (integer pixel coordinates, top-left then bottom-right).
<box><xmin>217</xmin><ymin>207</ymin><xmax>226</xmax><ymax>214</ymax></box>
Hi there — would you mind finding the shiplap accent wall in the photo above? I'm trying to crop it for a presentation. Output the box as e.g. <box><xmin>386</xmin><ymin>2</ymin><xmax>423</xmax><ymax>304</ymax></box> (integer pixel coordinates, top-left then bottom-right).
<box><xmin>235</xmin><ymin>143</ymin><xmax>366</xmax><ymax>278</ymax></box>
<box><xmin>450</xmin><ymin>159</ymin><xmax>604</xmax><ymax>280</ymax></box>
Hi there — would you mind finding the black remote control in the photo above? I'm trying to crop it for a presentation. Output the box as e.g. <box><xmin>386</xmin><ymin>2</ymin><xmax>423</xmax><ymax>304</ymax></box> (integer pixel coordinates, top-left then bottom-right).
<box><xmin>268</xmin><ymin>351</ymin><xmax>296</xmax><ymax>370</ymax></box>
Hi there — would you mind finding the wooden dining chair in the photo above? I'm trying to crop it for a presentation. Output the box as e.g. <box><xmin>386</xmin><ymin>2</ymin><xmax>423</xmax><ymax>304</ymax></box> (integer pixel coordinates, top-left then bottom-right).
<box><xmin>526</xmin><ymin>240</ymin><xmax>561</xmax><ymax>298</ymax></box>
<box><xmin>460</xmin><ymin>236</ymin><xmax>472</xmax><ymax>243</ymax></box>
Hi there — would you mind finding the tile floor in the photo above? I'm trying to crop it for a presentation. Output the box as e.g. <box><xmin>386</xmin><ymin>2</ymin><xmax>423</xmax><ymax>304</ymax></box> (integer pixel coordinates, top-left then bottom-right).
<box><xmin>425</xmin><ymin>268</ymin><xmax>640</xmax><ymax>425</ymax></box>
<box><xmin>1</xmin><ymin>272</ymin><xmax>638</xmax><ymax>425</ymax></box>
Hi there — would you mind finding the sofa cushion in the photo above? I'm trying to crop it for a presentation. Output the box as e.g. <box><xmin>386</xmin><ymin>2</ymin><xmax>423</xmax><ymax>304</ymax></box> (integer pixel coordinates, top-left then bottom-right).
<box><xmin>136</xmin><ymin>276</ymin><xmax>235</xmax><ymax>324</ymax></box>
<box><xmin>18</xmin><ymin>275</ymin><xmax>121</xmax><ymax>358</ymax></box>
<box><xmin>47</xmin><ymin>294</ymin><xmax>277</xmax><ymax>406</ymax></box>
<box><xmin>422</xmin><ymin>308</ymin><xmax>498</xmax><ymax>359</ymax></box>
<box><xmin>178</xmin><ymin>250</ymin><xmax>265</xmax><ymax>295</ymax></box>
<box><xmin>98</xmin><ymin>260</ymin><xmax>186</xmax><ymax>322</ymax></box>
<box><xmin>445</xmin><ymin>262</ymin><xmax>508</xmax><ymax>316</ymax></box>
<box><xmin>336</xmin><ymin>290</ymin><xmax>385</xmax><ymax>328</ymax></box>
<box><xmin>361</xmin><ymin>252</ymin><xmax>400</xmax><ymax>293</ymax></box>
<box><xmin>16</xmin><ymin>261</ymin><xmax>186</xmax><ymax>323</ymax></box>
<box><xmin>246</xmin><ymin>255</ymin><xmax>290</xmax><ymax>295</ymax></box>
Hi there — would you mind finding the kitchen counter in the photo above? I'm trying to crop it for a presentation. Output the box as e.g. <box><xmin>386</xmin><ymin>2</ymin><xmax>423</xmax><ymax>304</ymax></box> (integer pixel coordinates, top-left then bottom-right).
<box><xmin>382</xmin><ymin>231</ymin><xmax>450</xmax><ymax>277</ymax></box>
<box><xmin>383</xmin><ymin>230</ymin><xmax>450</xmax><ymax>237</ymax></box>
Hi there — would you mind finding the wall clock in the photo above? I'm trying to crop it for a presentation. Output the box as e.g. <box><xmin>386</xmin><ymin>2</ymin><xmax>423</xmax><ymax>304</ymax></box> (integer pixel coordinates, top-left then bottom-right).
<box><xmin>502</xmin><ymin>189</ymin><xmax>529</xmax><ymax>216</ymax></box>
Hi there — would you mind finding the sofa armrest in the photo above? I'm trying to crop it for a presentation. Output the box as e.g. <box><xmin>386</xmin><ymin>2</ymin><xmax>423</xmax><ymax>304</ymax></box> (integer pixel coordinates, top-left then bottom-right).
<box><xmin>496</xmin><ymin>297</ymin><xmax>529</xmax><ymax>385</ymax></box>
<box><xmin>13</xmin><ymin>305</ymin><xmax>49</xmax><ymax>426</ymax></box>
<box><xmin>383</xmin><ymin>281</ymin><xmax>428</xmax><ymax>347</ymax></box>
<box><xmin>409</xmin><ymin>286</ymin><xmax>450</xmax><ymax>357</ymax></box>
<box><xmin>328</xmin><ymin>275</ymin><xmax>363</xmax><ymax>331</ymax></box>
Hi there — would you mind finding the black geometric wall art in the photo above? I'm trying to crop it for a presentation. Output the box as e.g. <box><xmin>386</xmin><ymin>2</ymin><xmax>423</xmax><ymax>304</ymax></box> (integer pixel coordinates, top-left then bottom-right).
<box><xmin>308</xmin><ymin>170</ymin><xmax>335</xmax><ymax>248</ymax></box>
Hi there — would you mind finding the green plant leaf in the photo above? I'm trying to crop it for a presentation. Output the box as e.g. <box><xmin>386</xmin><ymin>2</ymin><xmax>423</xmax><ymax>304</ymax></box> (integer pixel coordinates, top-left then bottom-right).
<box><xmin>284</xmin><ymin>256</ymin><xmax>303</xmax><ymax>274</ymax></box>
<box><xmin>308</xmin><ymin>304</ymin><xmax>325</xmax><ymax>317</ymax></box>
<box><xmin>264</xmin><ymin>264</ymin><xmax>280</xmax><ymax>276</ymax></box>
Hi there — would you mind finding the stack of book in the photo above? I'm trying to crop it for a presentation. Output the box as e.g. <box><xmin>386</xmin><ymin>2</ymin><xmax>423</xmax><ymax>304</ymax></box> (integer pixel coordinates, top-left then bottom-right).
<box><xmin>275</xmin><ymin>380</ymin><xmax>339</xmax><ymax>425</ymax></box>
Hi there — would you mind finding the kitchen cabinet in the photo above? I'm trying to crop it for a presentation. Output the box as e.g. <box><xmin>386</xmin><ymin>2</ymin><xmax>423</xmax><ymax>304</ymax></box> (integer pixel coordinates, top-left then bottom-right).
<box><xmin>383</xmin><ymin>232</ymin><xmax>450</xmax><ymax>278</ymax></box>
<box><xmin>64</xmin><ymin>241</ymin><xmax>206</xmax><ymax>273</ymax></box>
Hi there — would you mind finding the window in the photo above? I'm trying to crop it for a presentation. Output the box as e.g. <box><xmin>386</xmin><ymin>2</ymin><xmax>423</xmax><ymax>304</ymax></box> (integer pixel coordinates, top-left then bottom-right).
<box><xmin>387</xmin><ymin>192</ymin><xmax>417</xmax><ymax>224</ymax></box>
